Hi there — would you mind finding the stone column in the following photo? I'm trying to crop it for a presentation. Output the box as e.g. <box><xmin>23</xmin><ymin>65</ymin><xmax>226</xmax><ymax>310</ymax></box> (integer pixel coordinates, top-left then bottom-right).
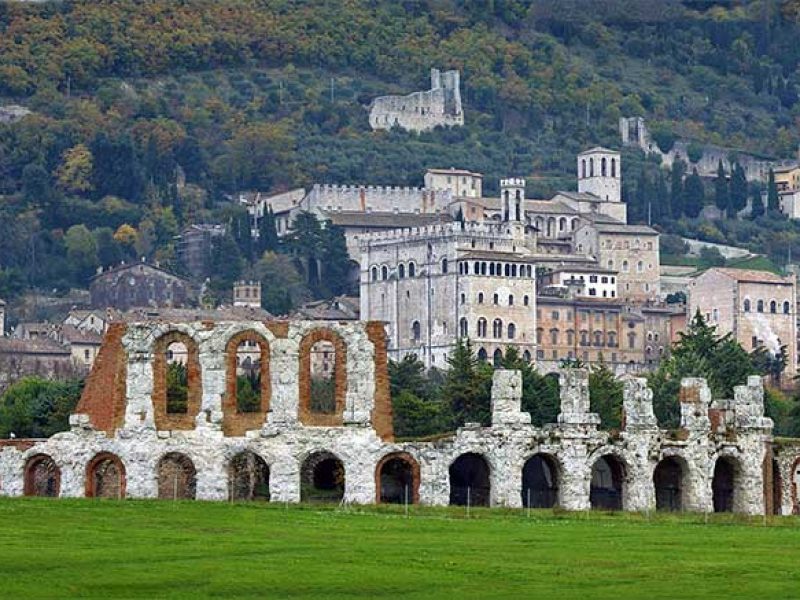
<box><xmin>557</xmin><ymin>368</ymin><xmax>600</xmax><ymax>428</ymax></box>
<box><xmin>491</xmin><ymin>370</ymin><xmax>531</xmax><ymax>427</ymax></box>
<box><xmin>265</xmin><ymin>338</ymin><xmax>299</xmax><ymax>429</ymax></box>
<box><xmin>679</xmin><ymin>378</ymin><xmax>711</xmax><ymax>433</ymax></box>
<box><xmin>622</xmin><ymin>377</ymin><xmax>659</xmax><ymax>511</ymax></box>
<box><xmin>733</xmin><ymin>376</ymin><xmax>774</xmax><ymax>515</ymax></box>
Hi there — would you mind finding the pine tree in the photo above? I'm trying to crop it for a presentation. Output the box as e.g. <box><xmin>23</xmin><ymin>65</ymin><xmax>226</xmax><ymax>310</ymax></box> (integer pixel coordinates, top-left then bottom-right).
<box><xmin>589</xmin><ymin>361</ymin><xmax>624</xmax><ymax>430</ymax></box>
<box><xmin>669</xmin><ymin>159</ymin><xmax>686</xmax><ymax>217</ymax></box>
<box><xmin>683</xmin><ymin>168</ymin><xmax>705</xmax><ymax>218</ymax></box>
<box><xmin>714</xmin><ymin>160</ymin><xmax>729</xmax><ymax>212</ymax></box>
<box><xmin>502</xmin><ymin>348</ymin><xmax>560</xmax><ymax>426</ymax></box>
<box><xmin>258</xmin><ymin>208</ymin><xmax>280</xmax><ymax>254</ymax></box>
<box><xmin>750</xmin><ymin>186</ymin><xmax>765</xmax><ymax>219</ymax></box>
<box><xmin>442</xmin><ymin>339</ymin><xmax>491</xmax><ymax>427</ymax></box>
<box><xmin>729</xmin><ymin>163</ymin><xmax>748</xmax><ymax>217</ymax></box>
<box><xmin>320</xmin><ymin>221</ymin><xmax>352</xmax><ymax>296</ymax></box>
<box><xmin>767</xmin><ymin>168</ymin><xmax>780</xmax><ymax>213</ymax></box>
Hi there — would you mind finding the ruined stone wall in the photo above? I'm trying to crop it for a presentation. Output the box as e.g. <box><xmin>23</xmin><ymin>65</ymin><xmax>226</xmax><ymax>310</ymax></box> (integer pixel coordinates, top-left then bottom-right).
<box><xmin>0</xmin><ymin>318</ymin><xmax>784</xmax><ymax>516</ymax></box>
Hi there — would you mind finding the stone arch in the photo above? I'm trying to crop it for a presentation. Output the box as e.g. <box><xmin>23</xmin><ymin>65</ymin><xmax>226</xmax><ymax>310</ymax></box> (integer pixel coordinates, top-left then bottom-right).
<box><xmin>521</xmin><ymin>453</ymin><xmax>560</xmax><ymax>508</ymax></box>
<box><xmin>449</xmin><ymin>452</ymin><xmax>490</xmax><ymax>507</ymax></box>
<box><xmin>152</xmin><ymin>330</ymin><xmax>202</xmax><ymax>431</ymax></box>
<box><xmin>477</xmin><ymin>347</ymin><xmax>488</xmax><ymax>362</ymax></box>
<box><xmin>298</xmin><ymin>328</ymin><xmax>347</xmax><ymax>426</ymax></box>
<box><xmin>224</xmin><ymin>330</ymin><xmax>271</xmax><ymax>436</ymax></box>
<box><xmin>492</xmin><ymin>348</ymin><xmax>503</xmax><ymax>366</ymax></box>
<box><xmin>24</xmin><ymin>454</ymin><xmax>60</xmax><ymax>497</ymax></box>
<box><xmin>157</xmin><ymin>452</ymin><xmax>197</xmax><ymax>500</ymax></box>
<box><xmin>790</xmin><ymin>456</ymin><xmax>800</xmax><ymax>514</ymax></box>
<box><xmin>375</xmin><ymin>452</ymin><xmax>420</xmax><ymax>504</ymax></box>
<box><xmin>85</xmin><ymin>452</ymin><xmax>126</xmax><ymax>499</ymax></box>
<box><xmin>771</xmin><ymin>458</ymin><xmax>782</xmax><ymax>516</ymax></box>
<box><xmin>228</xmin><ymin>451</ymin><xmax>270</xmax><ymax>502</ymax></box>
<box><xmin>712</xmin><ymin>455</ymin><xmax>741</xmax><ymax>513</ymax></box>
<box><xmin>590</xmin><ymin>453</ymin><xmax>627</xmax><ymax>510</ymax></box>
<box><xmin>653</xmin><ymin>456</ymin><xmax>690</xmax><ymax>512</ymax></box>
<box><xmin>301</xmin><ymin>450</ymin><xmax>345</xmax><ymax>503</ymax></box>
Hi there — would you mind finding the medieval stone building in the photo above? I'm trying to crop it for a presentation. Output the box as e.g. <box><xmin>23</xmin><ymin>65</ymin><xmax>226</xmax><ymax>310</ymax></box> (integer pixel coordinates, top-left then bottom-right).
<box><xmin>0</xmin><ymin>314</ymin><xmax>794</xmax><ymax>517</ymax></box>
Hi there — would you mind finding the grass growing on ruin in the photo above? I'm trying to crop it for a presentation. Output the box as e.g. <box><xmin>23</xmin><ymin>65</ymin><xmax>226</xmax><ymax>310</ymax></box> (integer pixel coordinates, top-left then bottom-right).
<box><xmin>1</xmin><ymin>499</ymin><xmax>800</xmax><ymax>599</ymax></box>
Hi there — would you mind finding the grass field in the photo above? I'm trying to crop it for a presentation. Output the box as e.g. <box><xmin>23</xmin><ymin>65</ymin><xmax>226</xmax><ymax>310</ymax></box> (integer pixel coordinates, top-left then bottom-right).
<box><xmin>2</xmin><ymin>499</ymin><xmax>800</xmax><ymax>599</ymax></box>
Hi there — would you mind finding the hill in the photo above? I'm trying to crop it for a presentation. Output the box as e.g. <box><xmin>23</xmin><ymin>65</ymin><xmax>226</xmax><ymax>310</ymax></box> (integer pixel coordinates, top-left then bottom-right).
<box><xmin>2</xmin><ymin>0</ymin><xmax>800</xmax><ymax>299</ymax></box>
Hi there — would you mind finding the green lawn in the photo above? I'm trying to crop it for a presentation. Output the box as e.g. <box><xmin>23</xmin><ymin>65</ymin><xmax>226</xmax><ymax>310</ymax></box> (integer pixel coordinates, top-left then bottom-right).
<box><xmin>1</xmin><ymin>499</ymin><xmax>799</xmax><ymax>599</ymax></box>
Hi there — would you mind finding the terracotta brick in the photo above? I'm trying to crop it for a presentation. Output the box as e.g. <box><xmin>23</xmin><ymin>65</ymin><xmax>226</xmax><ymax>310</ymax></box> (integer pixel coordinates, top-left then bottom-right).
<box><xmin>266</xmin><ymin>321</ymin><xmax>289</xmax><ymax>338</ymax></box>
<box><xmin>298</xmin><ymin>328</ymin><xmax>347</xmax><ymax>427</ymax></box>
<box><xmin>367</xmin><ymin>321</ymin><xmax>394</xmax><ymax>442</ymax></box>
<box><xmin>222</xmin><ymin>330</ymin><xmax>271</xmax><ymax>437</ymax></box>
<box><xmin>152</xmin><ymin>331</ymin><xmax>202</xmax><ymax>431</ymax></box>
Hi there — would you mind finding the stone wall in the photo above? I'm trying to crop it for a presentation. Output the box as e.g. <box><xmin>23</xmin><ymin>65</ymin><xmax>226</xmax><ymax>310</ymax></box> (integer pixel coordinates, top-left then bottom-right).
<box><xmin>0</xmin><ymin>317</ymin><xmax>784</xmax><ymax>515</ymax></box>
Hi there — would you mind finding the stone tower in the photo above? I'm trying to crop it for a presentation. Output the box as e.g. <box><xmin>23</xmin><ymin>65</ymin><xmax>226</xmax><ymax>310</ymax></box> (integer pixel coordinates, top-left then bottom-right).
<box><xmin>500</xmin><ymin>177</ymin><xmax>525</xmax><ymax>222</ymax></box>
<box><xmin>577</xmin><ymin>147</ymin><xmax>621</xmax><ymax>203</ymax></box>
<box><xmin>233</xmin><ymin>281</ymin><xmax>262</xmax><ymax>308</ymax></box>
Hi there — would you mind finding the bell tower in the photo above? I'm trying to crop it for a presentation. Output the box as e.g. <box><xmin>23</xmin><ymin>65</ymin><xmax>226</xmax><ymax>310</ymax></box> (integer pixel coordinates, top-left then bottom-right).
<box><xmin>577</xmin><ymin>147</ymin><xmax>621</xmax><ymax>203</ymax></box>
<box><xmin>500</xmin><ymin>177</ymin><xmax>525</xmax><ymax>222</ymax></box>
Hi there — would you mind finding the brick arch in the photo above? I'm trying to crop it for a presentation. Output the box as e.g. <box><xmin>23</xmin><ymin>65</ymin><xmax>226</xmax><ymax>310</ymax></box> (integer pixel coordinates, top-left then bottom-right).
<box><xmin>85</xmin><ymin>452</ymin><xmax>127</xmax><ymax>499</ymax></box>
<box><xmin>375</xmin><ymin>451</ymin><xmax>420</xmax><ymax>504</ymax></box>
<box><xmin>152</xmin><ymin>330</ymin><xmax>202</xmax><ymax>431</ymax></box>
<box><xmin>24</xmin><ymin>453</ymin><xmax>60</xmax><ymax>497</ymax></box>
<box><xmin>223</xmin><ymin>330</ymin><xmax>271</xmax><ymax>437</ymax></box>
<box><xmin>789</xmin><ymin>455</ymin><xmax>800</xmax><ymax>514</ymax></box>
<box><xmin>298</xmin><ymin>328</ymin><xmax>347</xmax><ymax>426</ymax></box>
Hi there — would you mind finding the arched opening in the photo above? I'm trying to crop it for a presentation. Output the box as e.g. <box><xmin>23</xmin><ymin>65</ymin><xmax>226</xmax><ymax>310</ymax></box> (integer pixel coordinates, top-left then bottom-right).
<box><xmin>86</xmin><ymin>453</ymin><xmax>126</xmax><ymax>499</ymax></box>
<box><xmin>653</xmin><ymin>457</ymin><xmax>686</xmax><ymax>512</ymax></box>
<box><xmin>157</xmin><ymin>452</ymin><xmax>197</xmax><ymax>500</ymax></box>
<box><xmin>224</xmin><ymin>331</ymin><xmax>270</xmax><ymax>436</ymax></box>
<box><xmin>712</xmin><ymin>456</ymin><xmax>740</xmax><ymax>513</ymax></box>
<box><xmin>590</xmin><ymin>454</ymin><xmax>625</xmax><ymax>510</ymax></box>
<box><xmin>301</xmin><ymin>451</ymin><xmax>345</xmax><ymax>503</ymax></box>
<box><xmin>477</xmin><ymin>318</ymin><xmax>487</xmax><ymax>338</ymax></box>
<box><xmin>772</xmin><ymin>459</ymin><xmax>782</xmax><ymax>516</ymax></box>
<box><xmin>375</xmin><ymin>452</ymin><xmax>420</xmax><ymax>504</ymax></box>
<box><xmin>601</xmin><ymin>156</ymin><xmax>607</xmax><ymax>176</ymax></box>
<box><xmin>371</xmin><ymin>266</ymin><xmax>378</xmax><ymax>281</ymax></box>
<box><xmin>492</xmin><ymin>318</ymin><xmax>502</xmax><ymax>338</ymax></box>
<box><xmin>228</xmin><ymin>451</ymin><xmax>270</xmax><ymax>502</ymax></box>
<box><xmin>521</xmin><ymin>454</ymin><xmax>559</xmax><ymax>508</ymax></box>
<box><xmin>493</xmin><ymin>348</ymin><xmax>503</xmax><ymax>366</ymax></box>
<box><xmin>449</xmin><ymin>453</ymin><xmax>490</xmax><ymax>507</ymax></box>
<box><xmin>398</xmin><ymin>263</ymin><xmax>405</xmax><ymax>279</ymax></box>
<box><xmin>24</xmin><ymin>454</ymin><xmax>60</xmax><ymax>497</ymax></box>
<box><xmin>299</xmin><ymin>329</ymin><xmax>347</xmax><ymax>426</ymax></box>
<box><xmin>412</xmin><ymin>321</ymin><xmax>421</xmax><ymax>342</ymax></box>
<box><xmin>611</xmin><ymin>158</ymin><xmax>616</xmax><ymax>177</ymax></box>
<box><xmin>477</xmin><ymin>347</ymin><xmax>488</xmax><ymax>362</ymax></box>
<box><xmin>153</xmin><ymin>331</ymin><xmax>201</xmax><ymax>430</ymax></box>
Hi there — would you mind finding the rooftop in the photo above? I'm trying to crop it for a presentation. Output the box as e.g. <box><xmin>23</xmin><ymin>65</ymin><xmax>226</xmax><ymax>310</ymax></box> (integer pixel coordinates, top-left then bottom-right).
<box><xmin>578</xmin><ymin>146</ymin><xmax>620</xmax><ymax>155</ymax></box>
<box><xmin>591</xmin><ymin>222</ymin><xmax>658</xmax><ymax>236</ymax></box>
<box><xmin>707</xmin><ymin>268</ymin><xmax>790</xmax><ymax>285</ymax></box>
<box><xmin>426</xmin><ymin>167</ymin><xmax>483</xmax><ymax>177</ymax></box>
<box><xmin>0</xmin><ymin>337</ymin><xmax>70</xmax><ymax>356</ymax></box>
<box><xmin>322</xmin><ymin>210</ymin><xmax>452</xmax><ymax>229</ymax></box>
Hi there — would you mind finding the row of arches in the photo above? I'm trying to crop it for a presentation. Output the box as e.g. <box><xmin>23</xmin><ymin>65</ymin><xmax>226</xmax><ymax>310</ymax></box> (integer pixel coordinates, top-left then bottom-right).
<box><xmin>370</xmin><ymin>258</ymin><xmax>452</xmax><ymax>282</ymax></box>
<box><xmin>743</xmin><ymin>298</ymin><xmax>791</xmax><ymax>315</ymax></box>
<box><xmin>581</xmin><ymin>156</ymin><xmax>617</xmax><ymax>179</ymax></box>
<box><xmin>19</xmin><ymin>450</ymin><xmax>750</xmax><ymax>513</ymax></box>
<box><xmin>461</xmin><ymin>317</ymin><xmax>517</xmax><ymax>340</ymax></box>
<box><xmin>533</xmin><ymin>216</ymin><xmax>579</xmax><ymax>238</ymax></box>
<box><xmin>458</xmin><ymin>261</ymin><xmax>534</xmax><ymax>278</ymax></box>
<box><xmin>464</xmin><ymin>291</ymin><xmax>530</xmax><ymax>307</ymax></box>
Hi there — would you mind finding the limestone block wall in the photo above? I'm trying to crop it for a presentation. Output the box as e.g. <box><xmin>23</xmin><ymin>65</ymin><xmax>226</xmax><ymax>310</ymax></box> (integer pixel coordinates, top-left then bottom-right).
<box><xmin>0</xmin><ymin>319</ymin><xmax>786</xmax><ymax>516</ymax></box>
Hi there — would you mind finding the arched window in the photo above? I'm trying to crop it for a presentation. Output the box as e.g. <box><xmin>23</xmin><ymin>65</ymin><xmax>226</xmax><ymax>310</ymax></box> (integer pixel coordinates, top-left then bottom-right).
<box><xmin>493</xmin><ymin>293</ymin><xmax>499</xmax><ymax>305</ymax></box>
<box><xmin>770</xmin><ymin>300</ymin><xmax>777</xmax><ymax>313</ymax></box>
<box><xmin>225</xmin><ymin>331</ymin><xmax>271</xmax><ymax>436</ymax></box>
<box><xmin>381</xmin><ymin>265</ymin><xmax>388</xmax><ymax>280</ymax></box>
<box><xmin>459</xmin><ymin>318</ymin><xmax>468</xmax><ymax>337</ymax></box>
<box><xmin>489</xmin><ymin>263</ymin><xmax>496</xmax><ymax>276</ymax></box>
<box><xmin>508</xmin><ymin>323</ymin><xmax>516</xmax><ymax>339</ymax></box>
<box><xmin>550</xmin><ymin>328</ymin><xmax>559</xmax><ymax>345</ymax></box>
<box><xmin>477</xmin><ymin>347</ymin><xmax>488</xmax><ymax>362</ymax></box>
<box><xmin>460</xmin><ymin>293</ymin><xmax>465</xmax><ymax>305</ymax></box>
<box><xmin>493</xmin><ymin>348</ymin><xmax>503</xmax><ymax>367</ymax></box>
<box><xmin>24</xmin><ymin>454</ymin><xmax>60</xmax><ymax>497</ymax></box>
<box><xmin>608</xmin><ymin>332</ymin><xmax>617</xmax><ymax>347</ymax></box>
<box><xmin>637</xmin><ymin>261</ymin><xmax>643</xmax><ymax>273</ymax></box>
<box><xmin>594</xmin><ymin>330</ymin><xmax>603</xmax><ymax>346</ymax></box>
<box><xmin>493</xmin><ymin>318</ymin><xmax>503</xmax><ymax>339</ymax></box>
<box><xmin>581</xmin><ymin>159</ymin><xmax>587</xmax><ymax>178</ymax></box>
<box><xmin>547</xmin><ymin>217</ymin><xmax>555</xmax><ymax>237</ymax></box>
<box><xmin>523</xmin><ymin>350</ymin><xmax>532</xmax><ymax>362</ymax></box>
<box><xmin>477</xmin><ymin>318</ymin><xmax>488</xmax><ymax>337</ymax></box>
<box><xmin>784</xmin><ymin>301</ymin><xmax>791</xmax><ymax>314</ymax></box>
<box><xmin>508</xmin><ymin>294</ymin><xmax>514</xmax><ymax>306</ymax></box>
<box><xmin>559</xmin><ymin>217</ymin><xmax>567</xmax><ymax>232</ymax></box>
<box><xmin>86</xmin><ymin>453</ymin><xmax>126</xmax><ymax>499</ymax></box>
<box><xmin>757</xmin><ymin>299</ymin><xmax>764</xmax><ymax>313</ymax></box>
<box><xmin>157</xmin><ymin>453</ymin><xmax>197</xmax><ymax>500</ymax></box>
<box><xmin>504</xmin><ymin>264</ymin><xmax>510</xmax><ymax>277</ymax></box>
<box><xmin>743</xmin><ymin>299</ymin><xmax>751</xmax><ymax>312</ymax></box>
<box><xmin>473</xmin><ymin>261</ymin><xmax>480</xmax><ymax>275</ymax></box>
<box><xmin>412</xmin><ymin>321</ymin><xmax>421</xmax><ymax>342</ymax></box>
<box><xmin>628</xmin><ymin>332</ymin><xmax>636</xmax><ymax>349</ymax></box>
<box><xmin>478</xmin><ymin>292</ymin><xmax>484</xmax><ymax>304</ymax></box>
<box><xmin>512</xmin><ymin>264</ymin><xmax>517</xmax><ymax>276</ymax></box>
<box><xmin>229</xmin><ymin>451</ymin><xmax>270</xmax><ymax>502</ymax></box>
<box><xmin>622</xmin><ymin>261</ymin><xmax>629</xmax><ymax>272</ymax></box>
<box><xmin>566</xmin><ymin>330</ymin><xmax>574</xmax><ymax>345</ymax></box>
<box><xmin>408</xmin><ymin>262</ymin><xmax>416</xmax><ymax>277</ymax></box>
<box><xmin>524</xmin><ymin>295</ymin><xmax>530</xmax><ymax>306</ymax></box>
<box><xmin>371</xmin><ymin>267</ymin><xmax>378</xmax><ymax>281</ymax></box>
<box><xmin>480</xmin><ymin>262</ymin><xmax>487</xmax><ymax>275</ymax></box>
<box><xmin>398</xmin><ymin>263</ymin><xmax>405</xmax><ymax>279</ymax></box>
<box><xmin>590</xmin><ymin>157</ymin><xmax>594</xmax><ymax>177</ymax></box>
<box><xmin>441</xmin><ymin>258</ymin><xmax>448</xmax><ymax>274</ymax></box>
<box><xmin>611</xmin><ymin>158</ymin><xmax>616</xmax><ymax>178</ymax></box>
<box><xmin>300</xmin><ymin>329</ymin><xmax>346</xmax><ymax>425</ymax></box>
<box><xmin>601</xmin><ymin>157</ymin><xmax>607</xmax><ymax>176</ymax></box>
<box><xmin>154</xmin><ymin>331</ymin><xmax>201</xmax><ymax>431</ymax></box>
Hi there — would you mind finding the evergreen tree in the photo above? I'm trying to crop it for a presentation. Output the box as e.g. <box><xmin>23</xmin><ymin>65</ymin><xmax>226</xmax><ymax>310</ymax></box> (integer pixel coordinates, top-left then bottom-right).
<box><xmin>714</xmin><ymin>160</ymin><xmax>729</xmax><ymax>212</ymax></box>
<box><xmin>442</xmin><ymin>339</ymin><xmax>491</xmax><ymax>427</ymax></box>
<box><xmin>669</xmin><ymin>159</ymin><xmax>686</xmax><ymax>217</ymax></box>
<box><xmin>655</xmin><ymin>170</ymin><xmax>669</xmax><ymax>223</ymax></box>
<box><xmin>767</xmin><ymin>168</ymin><xmax>780</xmax><ymax>213</ymax></box>
<box><xmin>729</xmin><ymin>163</ymin><xmax>748</xmax><ymax>217</ymax></box>
<box><xmin>683</xmin><ymin>168</ymin><xmax>705</xmax><ymax>218</ymax></box>
<box><xmin>589</xmin><ymin>360</ymin><xmax>623</xmax><ymax>430</ymax></box>
<box><xmin>90</xmin><ymin>132</ymin><xmax>145</xmax><ymax>202</ymax></box>
<box><xmin>501</xmin><ymin>348</ymin><xmax>560</xmax><ymax>427</ymax></box>
<box><xmin>257</xmin><ymin>208</ymin><xmax>280</xmax><ymax>254</ymax></box>
<box><xmin>209</xmin><ymin>232</ymin><xmax>243</xmax><ymax>291</ymax></box>
<box><xmin>320</xmin><ymin>221</ymin><xmax>352</xmax><ymax>296</ymax></box>
<box><xmin>750</xmin><ymin>186</ymin><xmax>765</xmax><ymax>219</ymax></box>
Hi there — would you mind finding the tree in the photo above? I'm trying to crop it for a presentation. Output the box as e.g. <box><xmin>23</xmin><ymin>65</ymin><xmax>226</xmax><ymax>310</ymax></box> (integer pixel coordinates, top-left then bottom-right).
<box><xmin>714</xmin><ymin>160</ymin><xmax>729</xmax><ymax>212</ymax></box>
<box><xmin>750</xmin><ymin>186</ymin><xmax>765</xmax><ymax>219</ymax></box>
<box><xmin>441</xmin><ymin>339</ymin><xmax>491</xmax><ymax>427</ymax></box>
<box><xmin>64</xmin><ymin>224</ymin><xmax>99</xmax><ymax>284</ymax></box>
<box><xmin>320</xmin><ymin>221</ymin><xmax>352</xmax><ymax>296</ymax></box>
<box><xmin>389</xmin><ymin>354</ymin><xmax>429</xmax><ymax>400</ymax></box>
<box><xmin>90</xmin><ymin>132</ymin><xmax>144</xmax><ymax>202</ymax></box>
<box><xmin>683</xmin><ymin>168</ymin><xmax>705</xmax><ymax>218</ymax></box>
<box><xmin>589</xmin><ymin>361</ymin><xmax>623</xmax><ymax>430</ymax></box>
<box><xmin>93</xmin><ymin>226</ymin><xmax>122</xmax><ymax>267</ymax></box>
<box><xmin>767</xmin><ymin>168</ymin><xmax>780</xmax><ymax>213</ymax></box>
<box><xmin>669</xmin><ymin>159</ymin><xmax>686</xmax><ymax>217</ymax></box>
<box><xmin>208</xmin><ymin>233</ymin><xmax>243</xmax><ymax>292</ymax></box>
<box><xmin>729</xmin><ymin>163</ymin><xmax>748</xmax><ymax>217</ymax></box>
<box><xmin>255</xmin><ymin>251</ymin><xmax>311</xmax><ymax>314</ymax></box>
<box><xmin>697</xmin><ymin>246</ymin><xmax>726</xmax><ymax>269</ymax></box>
<box><xmin>0</xmin><ymin>378</ymin><xmax>84</xmax><ymax>438</ymax></box>
<box><xmin>501</xmin><ymin>348</ymin><xmax>560</xmax><ymax>427</ymax></box>
<box><xmin>22</xmin><ymin>163</ymin><xmax>56</xmax><ymax>208</ymax></box>
<box><xmin>55</xmin><ymin>144</ymin><xmax>94</xmax><ymax>194</ymax></box>
<box><xmin>257</xmin><ymin>208</ymin><xmax>280</xmax><ymax>254</ymax></box>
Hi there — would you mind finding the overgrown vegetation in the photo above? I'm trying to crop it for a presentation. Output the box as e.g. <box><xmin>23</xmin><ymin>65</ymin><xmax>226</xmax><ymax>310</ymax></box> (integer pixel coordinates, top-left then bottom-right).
<box><xmin>0</xmin><ymin>378</ymin><xmax>83</xmax><ymax>438</ymax></box>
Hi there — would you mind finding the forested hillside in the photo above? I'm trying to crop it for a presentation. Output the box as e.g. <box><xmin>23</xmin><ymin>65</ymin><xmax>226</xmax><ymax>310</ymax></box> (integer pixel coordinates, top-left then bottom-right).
<box><xmin>2</xmin><ymin>0</ymin><xmax>800</xmax><ymax>299</ymax></box>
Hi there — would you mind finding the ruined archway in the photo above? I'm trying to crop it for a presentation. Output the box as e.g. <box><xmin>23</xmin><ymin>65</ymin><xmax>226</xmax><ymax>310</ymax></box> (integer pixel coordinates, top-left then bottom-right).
<box><xmin>771</xmin><ymin>458</ymin><xmax>782</xmax><ymax>516</ymax></box>
<box><xmin>86</xmin><ymin>452</ymin><xmax>126</xmax><ymax>499</ymax></box>
<box><xmin>24</xmin><ymin>454</ymin><xmax>60</xmax><ymax>497</ymax></box>
<box><xmin>298</xmin><ymin>329</ymin><xmax>347</xmax><ymax>427</ymax></box>
<box><xmin>449</xmin><ymin>453</ymin><xmax>490</xmax><ymax>507</ymax></box>
<box><xmin>224</xmin><ymin>330</ymin><xmax>271</xmax><ymax>437</ymax></box>
<box><xmin>157</xmin><ymin>452</ymin><xmax>197</xmax><ymax>500</ymax></box>
<box><xmin>521</xmin><ymin>454</ymin><xmax>559</xmax><ymax>508</ymax></box>
<box><xmin>228</xmin><ymin>451</ymin><xmax>270</xmax><ymax>502</ymax></box>
<box><xmin>152</xmin><ymin>331</ymin><xmax>202</xmax><ymax>431</ymax></box>
<box><xmin>375</xmin><ymin>452</ymin><xmax>419</xmax><ymax>505</ymax></box>
<box><xmin>653</xmin><ymin>456</ymin><xmax>686</xmax><ymax>512</ymax></box>
<box><xmin>590</xmin><ymin>454</ymin><xmax>625</xmax><ymax>510</ymax></box>
<box><xmin>301</xmin><ymin>451</ymin><xmax>345</xmax><ymax>503</ymax></box>
<box><xmin>712</xmin><ymin>456</ymin><xmax>740</xmax><ymax>513</ymax></box>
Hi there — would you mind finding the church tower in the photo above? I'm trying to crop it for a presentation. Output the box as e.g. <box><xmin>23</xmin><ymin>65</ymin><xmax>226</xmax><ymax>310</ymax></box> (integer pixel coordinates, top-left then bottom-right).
<box><xmin>500</xmin><ymin>177</ymin><xmax>525</xmax><ymax>222</ymax></box>
<box><xmin>577</xmin><ymin>147</ymin><xmax>621</xmax><ymax>203</ymax></box>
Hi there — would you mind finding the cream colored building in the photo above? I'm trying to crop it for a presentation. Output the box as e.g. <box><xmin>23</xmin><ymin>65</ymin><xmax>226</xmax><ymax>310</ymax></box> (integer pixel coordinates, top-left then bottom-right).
<box><xmin>424</xmin><ymin>168</ymin><xmax>483</xmax><ymax>198</ymax></box>
<box><xmin>689</xmin><ymin>268</ymin><xmax>797</xmax><ymax>377</ymax></box>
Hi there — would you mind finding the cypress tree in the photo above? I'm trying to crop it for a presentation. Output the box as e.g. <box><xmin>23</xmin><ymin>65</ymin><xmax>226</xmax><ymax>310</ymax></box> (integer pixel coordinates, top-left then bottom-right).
<box><xmin>714</xmin><ymin>160</ymin><xmax>729</xmax><ymax>212</ymax></box>
<box><xmin>683</xmin><ymin>168</ymin><xmax>705</xmax><ymax>218</ymax></box>
<box><xmin>750</xmin><ymin>186</ymin><xmax>765</xmax><ymax>219</ymax></box>
<box><xmin>729</xmin><ymin>163</ymin><xmax>748</xmax><ymax>217</ymax></box>
<box><xmin>670</xmin><ymin>159</ymin><xmax>686</xmax><ymax>217</ymax></box>
<box><xmin>767</xmin><ymin>168</ymin><xmax>780</xmax><ymax>213</ymax></box>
